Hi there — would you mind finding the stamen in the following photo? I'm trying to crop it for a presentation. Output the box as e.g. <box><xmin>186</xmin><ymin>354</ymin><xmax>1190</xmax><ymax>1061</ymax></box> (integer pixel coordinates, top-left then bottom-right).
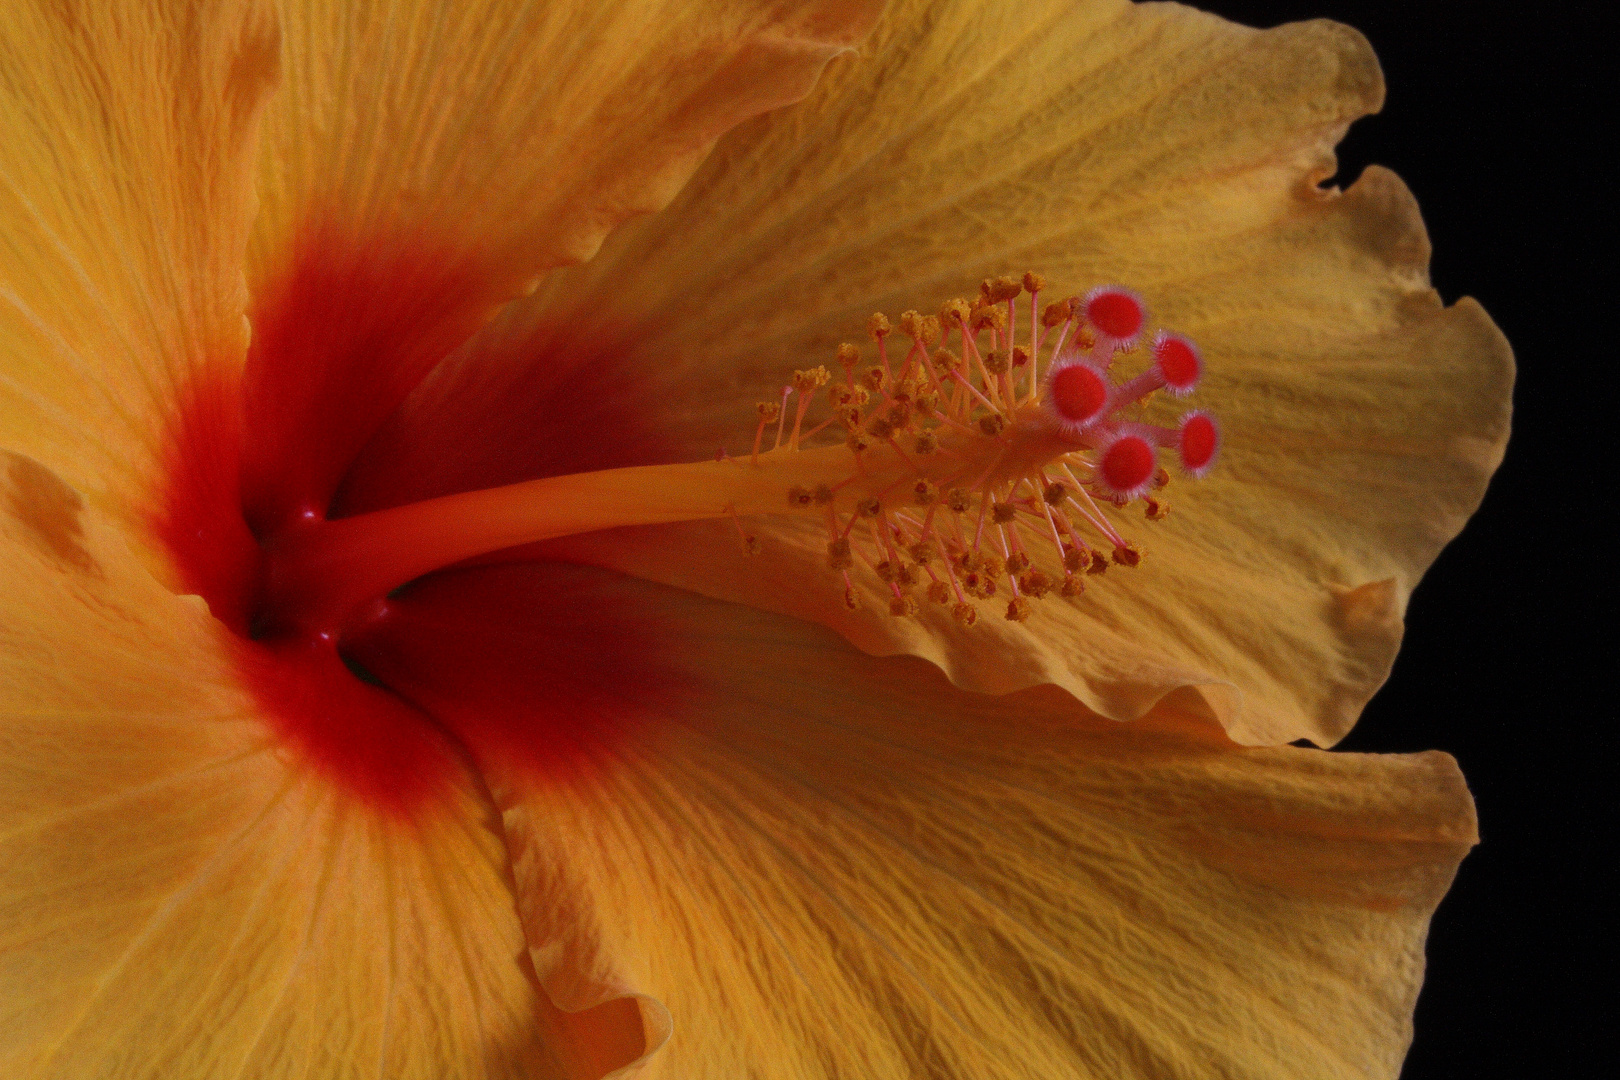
<box><xmin>265</xmin><ymin>272</ymin><xmax>1219</xmax><ymax>636</ymax></box>
<box><xmin>752</xmin><ymin>400</ymin><xmax>780</xmax><ymax>465</ymax></box>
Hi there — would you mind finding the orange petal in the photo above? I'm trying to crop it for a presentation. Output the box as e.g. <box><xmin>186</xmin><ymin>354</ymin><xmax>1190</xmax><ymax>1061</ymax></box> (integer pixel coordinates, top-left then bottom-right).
<box><xmin>356</xmin><ymin>561</ymin><xmax>1476</xmax><ymax>1079</ymax></box>
<box><xmin>0</xmin><ymin>0</ymin><xmax>277</xmax><ymax>530</ymax></box>
<box><xmin>0</xmin><ymin>450</ymin><xmax>642</xmax><ymax>1078</ymax></box>
<box><xmin>252</xmin><ymin>0</ymin><xmax>880</xmax><ymax>291</ymax></box>
<box><xmin>374</xmin><ymin>0</ymin><xmax>1511</xmax><ymax>746</ymax></box>
<box><xmin>240</xmin><ymin>0</ymin><xmax>880</xmax><ymax>527</ymax></box>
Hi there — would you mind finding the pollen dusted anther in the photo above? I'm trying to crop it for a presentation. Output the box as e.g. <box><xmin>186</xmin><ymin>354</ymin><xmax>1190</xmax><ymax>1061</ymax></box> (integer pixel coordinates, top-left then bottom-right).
<box><xmin>735</xmin><ymin>270</ymin><xmax>1221</xmax><ymax>625</ymax></box>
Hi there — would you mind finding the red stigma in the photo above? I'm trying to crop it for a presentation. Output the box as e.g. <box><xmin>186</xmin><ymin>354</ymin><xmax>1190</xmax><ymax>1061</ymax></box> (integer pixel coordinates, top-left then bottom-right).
<box><xmin>1179</xmin><ymin>412</ymin><xmax>1219</xmax><ymax>476</ymax></box>
<box><xmin>1084</xmin><ymin>287</ymin><xmax>1144</xmax><ymax>342</ymax></box>
<box><xmin>1153</xmin><ymin>332</ymin><xmax>1201</xmax><ymax>394</ymax></box>
<box><xmin>1049</xmin><ymin>363</ymin><xmax>1110</xmax><ymax>426</ymax></box>
<box><xmin>1099</xmin><ymin>434</ymin><xmax>1156</xmax><ymax>496</ymax></box>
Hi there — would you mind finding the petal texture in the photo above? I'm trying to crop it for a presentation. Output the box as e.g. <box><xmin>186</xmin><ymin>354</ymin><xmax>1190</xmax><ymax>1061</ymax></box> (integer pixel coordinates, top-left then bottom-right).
<box><xmin>0</xmin><ymin>0</ymin><xmax>278</xmax><ymax>519</ymax></box>
<box><xmin>0</xmin><ymin>449</ymin><xmax>637</xmax><ymax>1079</ymax></box>
<box><xmin>352</xmin><ymin>561</ymin><xmax>1477</xmax><ymax>1080</ymax></box>
<box><xmin>241</xmin><ymin>0</ymin><xmax>881</xmax><ymax>526</ymax></box>
<box><xmin>348</xmin><ymin>0</ymin><xmax>1512</xmax><ymax>747</ymax></box>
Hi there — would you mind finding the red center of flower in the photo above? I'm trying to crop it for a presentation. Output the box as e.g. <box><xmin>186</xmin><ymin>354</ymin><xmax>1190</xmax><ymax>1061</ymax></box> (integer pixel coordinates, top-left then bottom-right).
<box><xmin>156</xmin><ymin>227</ymin><xmax>675</xmax><ymax>812</ymax></box>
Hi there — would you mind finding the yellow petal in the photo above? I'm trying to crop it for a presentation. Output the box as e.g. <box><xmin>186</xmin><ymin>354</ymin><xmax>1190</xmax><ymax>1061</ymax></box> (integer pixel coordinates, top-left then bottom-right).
<box><xmin>374</xmin><ymin>0</ymin><xmax>1511</xmax><ymax>746</ymax></box>
<box><xmin>0</xmin><ymin>450</ymin><xmax>645</xmax><ymax>1079</ymax></box>
<box><xmin>0</xmin><ymin>0</ymin><xmax>277</xmax><ymax>523</ymax></box>
<box><xmin>355</xmin><ymin>561</ymin><xmax>1476</xmax><ymax>1079</ymax></box>
<box><xmin>249</xmin><ymin>0</ymin><xmax>882</xmax><ymax>304</ymax></box>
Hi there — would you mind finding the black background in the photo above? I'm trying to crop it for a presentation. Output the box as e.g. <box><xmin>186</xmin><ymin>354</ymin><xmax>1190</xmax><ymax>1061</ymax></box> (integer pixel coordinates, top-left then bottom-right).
<box><xmin>1196</xmin><ymin>3</ymin><xmax>1605</xmax><ymax>1077</ymax></box>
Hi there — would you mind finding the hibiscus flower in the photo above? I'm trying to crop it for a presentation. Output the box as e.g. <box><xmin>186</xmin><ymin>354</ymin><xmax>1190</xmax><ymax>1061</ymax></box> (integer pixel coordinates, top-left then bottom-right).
<box><xmin>0</xmin><ymin>0</ymin><xmax>1512</xmax><ymax>1077</ymax></box>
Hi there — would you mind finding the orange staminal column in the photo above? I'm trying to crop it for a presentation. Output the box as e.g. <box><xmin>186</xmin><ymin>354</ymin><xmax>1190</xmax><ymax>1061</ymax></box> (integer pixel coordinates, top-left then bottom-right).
<box><xmin>263</xmin><ymin>446</ymin><xmax>891</xmax><ymax>635</ymax></box>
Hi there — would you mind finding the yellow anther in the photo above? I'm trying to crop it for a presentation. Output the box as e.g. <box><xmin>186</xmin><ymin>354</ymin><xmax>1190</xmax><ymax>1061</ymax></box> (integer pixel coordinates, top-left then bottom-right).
<box><xmin>920</xmin><ymin>315</ymin><xmax>942</xmax><ymax>345</ymax></box>
<box><xmin>978</xmin><ymin>551</ymin><xmax>1006</xmax><ymax>579</ymax></box>
<box><xmin>931</xmin><ymin>348</ymin><xmax>960</xmax><ymax>376</ymax></box>
<box><xmin>1060</xmin><ymin>574</ymin><xmax>1084</xmax><ymax>597</ymax></box>
<box><xmin>899</xmin><ymin>310</ymin><xmax>924</xmax><ymax>340</ymax></box>
<box><xmin>913</xmin><ymin>431</ymin><xmax>938</xmax><ymax>455</ymax></box>
<box><xmin>868</xmin><ymin>312</ymin><xmax>890</xmax><ymax>339</ymax></box>
<box><xmin>836</xmin><ymin>343</ymin><xmax>861</xmax><ymax>368</ymax></box>
<box><xmin>827</xmin><ymin>537</ymin><xmax>853</xmax><ymax>570</ymax></box>
<box><xmin>1022</xmin><ymin>271</ymin><xmax>1046</xmax><ymax>294</ymax></box>
<box><xmin>939</xmin><ymin>298</ymin><xmax>971</xmax><ymax>328</ymax></box>
<box><xmin>837</xmin><ymin>405</ymin><xmax>862</xmax><ymax>428</ymax></box>
<box><xmin>985</xmin><ymin>275</ymin><xmax>1022</xmax><ymax>303</ymax></box>
<box><xmin>893</xmin><ymin>378</ymin><xmax>918</xmax><ymax>401</ymax></box>
<box><xmin>1043</xmin><ymin>481</ymin><xmax>1069</xmax><ymax>505</ymax></box>
<box><xmin>927</xmin><ymin>580</ymin><xmax>952</xmax><ymax>604</ymax></box>
<box><xmin>812</xmin><ymin>484</ymin><xmax>835</xmax><ymax>505</ymax></box>
<box><xmin>846</xmin><ymin>430</ymin><xmax>872</xmax><ymax>454</ymax></box>
<box><xmin>1062</xmin><ymin>546</ymin><xmax>1087</xmax><ymax>573</ymax></box>
<box><xmin>962</xmin><ymin>570</ymin><xmax>995</xmax><ymax>599</ymax></box>
<box><xmin>946</xmin><ymin>488</ymin><xmax>972</xmax><ymax>513</ymax></box>
<box><xmin>855</xmin><ymin>496</ymin><xmax>882</xmax><ymax>518</ymax></box>
<box><xmin>861</xmin><ymin>366</ymin><xmax>886</xmax><ymax>392</ymax></box>
<box><xmin>1112</xmin><ymin>543</ymin><xmax>1143</xmax><ymax>567</ymax></box>
<box><xmin>991</xmin><ymin>502</ymin><xmax>1017</xmax><ymax>524</ymax></box>
<box><xmin>914</xmin><ymin>392</ymin><xmax>938</xmax><ymax>417</ymax></box>
<box><xmin>844</xmin><ymin>586</ymin><xmax>859</xmax><ymax>610</ymax></box>
<box><xmin>908</xmin><ymin>540</ymin><xmax>937</xmax><ymax>564</ymax></box>
<box><xmin>829</xmin><ymin>383</ymin><xmax>855</xmax><ymax>406</ymax></box>
<box><xmin>875</xmin><ymin>560</ymin><xmax>896</xmax><ymax>582</ymax></box>
<box><xmin>787</xmin><ymin>486</ymin><xmax>815</xmax><ymax>509</ymax></box>
<box><xmin>756</xmin><ymin>401</ymin><xmax>781</xmax><ymax>422</ymax></box>
<box><xmin>1042</xmin><ymin>298</ymin><xmax>1075</xmax><ymax>327</ymax></box>
<box><xmin>1005</xmin><ymin>551</ymin><xmax>1030</xmax><ymax>574</ymax></box>
<box><xmin>912</xmin><ymin>479</ymin><xmax>938</xmax><ymax>506</ymax></box>
<box><xmin>890</xmin><ymin>595</ymin><xmax>920</xmax><ymax>618</ymax></box>
<box><xmin>1019</xmin><ymin>569</ymin><xmax>1053</xmax><ymax>598</ymax></box>
<box><xmin>1011</xmin><ymin>346</ymin><xmax>1030</xmax><ymax>368</ymax></box>
<box><xmin>982</xmin><ymin>349</ymin><xmax>1009</xmax><ymax>375</ymax></box>
<box><xmin>952</xmin><ymin>602</ymin><xmax>979</xmax><ymax>626</ymax></box>
<box><xmin>1152</xmin><ymin>467</ymin><xmax>1171</xmax><ymax>489</ymax></box>
<box><xmin>1144</xmin><ymin>497</ymin><xmax>1170</xmax><ymax>521</ymax></box>
<box><xmin>1005</xmin><ymin>596</ymin><xmax>1032</xmax><ymax>622</ymax></box>
<box><xmin>970</xmin><ymin>305</ymin><xmax>1006</xmax><ymax>333</ymax></box>
<box><xmin>978</xmin><ymin>414</ymin><xmax>1008</xmax><ymax>437</ymax></box>
<box><xmin>793</xmin><ymin>366</ymin><xmax>831</xmax><ymax>392</ymax></box>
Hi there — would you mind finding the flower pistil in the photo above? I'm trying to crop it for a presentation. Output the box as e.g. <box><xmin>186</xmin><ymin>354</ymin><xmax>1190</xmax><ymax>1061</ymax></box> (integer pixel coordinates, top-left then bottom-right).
<box><xmin>262</xmin><ymin>274</ymin><xmax>1219</xmax><ymax>638</ymax></box>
